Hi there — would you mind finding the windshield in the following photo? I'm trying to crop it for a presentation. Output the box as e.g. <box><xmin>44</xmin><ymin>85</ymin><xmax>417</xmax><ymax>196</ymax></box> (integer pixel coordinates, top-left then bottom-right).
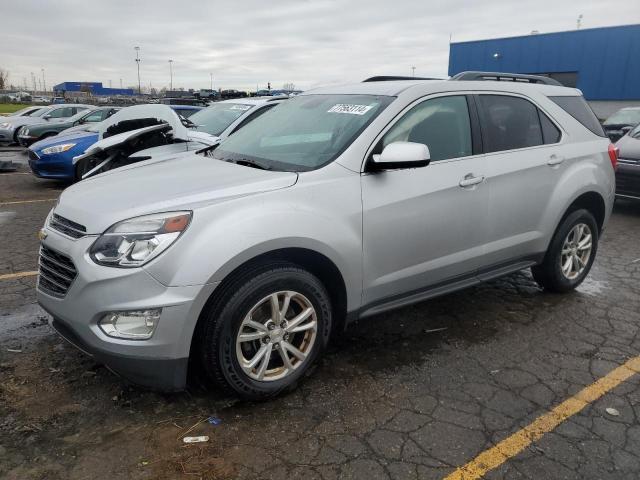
<box><xmin>212</xmin><ymin>94</ymin><xmax>393</xmax><ymax>171</ymax></box>
<box><xmin>604</xmin><ymin>109</ymin><xmax>640</xmax><ymax>126</ymax></box>
<box><xmin>189</xmin><ymin>103</ymin><xmax>254</xmax><ymax>136</ymax></box>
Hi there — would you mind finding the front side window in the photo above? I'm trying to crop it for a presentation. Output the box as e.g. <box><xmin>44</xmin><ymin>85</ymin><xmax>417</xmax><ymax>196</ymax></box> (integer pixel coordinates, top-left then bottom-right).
<box><xmin>212</xmin><ymin>94</ymin><xmax>393</xmax><ymax>171</ymax></box>
<box><xmin>48</xmin><ymin>107</ymin><xmax>73</xmax><ymax>118</ymax></box>
<box><xmin>478</xmin><ymin>95</ymin><xmax>543</xmax><ymax>152</ymax></box>
<box><xmin>381</xmin><ymin>95</ymin><xmax>472</xmax><ymax>161</ymax></box>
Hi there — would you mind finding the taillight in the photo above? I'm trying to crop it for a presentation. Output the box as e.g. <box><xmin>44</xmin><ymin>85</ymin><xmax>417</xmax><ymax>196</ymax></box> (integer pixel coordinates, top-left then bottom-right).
<box><xmin>608</xmin><ymin>143</ymin><xmax>619</xmax><ymax>171</ymax></box>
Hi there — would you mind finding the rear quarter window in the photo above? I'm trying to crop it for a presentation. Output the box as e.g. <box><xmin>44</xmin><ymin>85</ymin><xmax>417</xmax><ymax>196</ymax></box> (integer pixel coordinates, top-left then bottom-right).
<box><xmin>549</xmin><ymin>96</ymin><xmax>606</xmax><ymax>137</ymax></box>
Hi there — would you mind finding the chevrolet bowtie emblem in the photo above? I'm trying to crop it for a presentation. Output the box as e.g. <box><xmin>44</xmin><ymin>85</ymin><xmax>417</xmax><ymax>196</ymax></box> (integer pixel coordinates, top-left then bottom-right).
<box><xmin>38</xmin><ymin>229</ymin><xmax>48</xmax><ymax>241</ymax></box>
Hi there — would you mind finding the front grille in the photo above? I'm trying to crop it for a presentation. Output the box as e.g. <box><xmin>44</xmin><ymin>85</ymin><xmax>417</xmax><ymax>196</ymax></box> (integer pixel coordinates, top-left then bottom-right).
<box><xmin>50</xmin><ymin>214</ymin><xmax>87</xmax><ymax>239</ymax></box>
<box><xmin>28</xmin><ymin>150</ymin><xmax>39</xmax><ymax>162</ymax></box>
<box><xmin>38</xmin><ymin>246</ymin><xmax>77</xmax><ymax>297</ymax></box>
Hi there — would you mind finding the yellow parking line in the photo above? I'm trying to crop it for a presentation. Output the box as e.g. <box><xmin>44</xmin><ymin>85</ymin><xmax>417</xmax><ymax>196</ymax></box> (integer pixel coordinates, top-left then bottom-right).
<box><xmin>0</xmin><ymin>271</ymin><xmax>38</xmax><ymax>281</ymax></box>
<box><xmin>0</xmin><ymin>198</ymin><xmax>57</xmax><ymax>206</ymax></box>
<box><xmin>444</xmin><ymin>356</ymin><xmax>640</xmax><ymax>480</ymax></box>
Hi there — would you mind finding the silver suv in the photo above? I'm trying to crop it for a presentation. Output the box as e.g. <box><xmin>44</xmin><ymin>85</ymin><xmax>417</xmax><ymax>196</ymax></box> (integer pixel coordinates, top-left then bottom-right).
<box><xmin>37</xmin><ymin>72</ymin><xmax>616</xmax><ymax>399</ymax></box>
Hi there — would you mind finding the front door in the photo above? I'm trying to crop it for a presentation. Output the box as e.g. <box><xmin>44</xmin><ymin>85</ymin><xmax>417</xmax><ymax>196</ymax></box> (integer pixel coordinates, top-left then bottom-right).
<box><xmin>361</xmin><ymin>94</ymin><xmax>488</xmax><ymax>307</ymax></box>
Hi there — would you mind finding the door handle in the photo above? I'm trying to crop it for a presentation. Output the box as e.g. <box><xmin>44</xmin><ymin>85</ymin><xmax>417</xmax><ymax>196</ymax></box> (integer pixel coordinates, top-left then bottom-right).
<box><xmin>459</xmin><ymin>174</ymin><xmax>485</xmax><ymax>188</ymax></box>
<box><xmin>547</xmin><ymin>154</ymin><xmax>565</xmax><ymax>166</ymax></box>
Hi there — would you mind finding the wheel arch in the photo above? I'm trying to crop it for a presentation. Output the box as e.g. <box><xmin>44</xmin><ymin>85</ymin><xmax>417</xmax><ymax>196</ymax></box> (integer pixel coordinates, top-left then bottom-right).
<box><xmin>563</xmin><ymin>191</ymin><xmax>607</xmax><ymax>233</ymax></box>
<box><xmin>189</xmin><ymin>247</ymin><xmax>349</xmax><ymax>364</ymax></box>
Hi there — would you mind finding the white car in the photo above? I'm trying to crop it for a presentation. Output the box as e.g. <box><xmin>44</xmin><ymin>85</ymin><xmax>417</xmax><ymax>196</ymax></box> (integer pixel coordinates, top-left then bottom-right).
<box><xmin>73</xmin><ymin>97</ymin><xmax>287</xmax><ymax>180</ymax></box>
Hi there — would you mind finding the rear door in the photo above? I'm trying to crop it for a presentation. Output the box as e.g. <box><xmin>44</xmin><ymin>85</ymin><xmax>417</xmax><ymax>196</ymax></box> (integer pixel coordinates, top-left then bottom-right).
<box><xmin>361</xmin><ymin>94</ymin><xmax>488</xmax><ymax>306</ymax></box>
<box><xmin>476</xmin><ymin>93</ymin><xmax>565</xmax><ymax>270</ymax></box>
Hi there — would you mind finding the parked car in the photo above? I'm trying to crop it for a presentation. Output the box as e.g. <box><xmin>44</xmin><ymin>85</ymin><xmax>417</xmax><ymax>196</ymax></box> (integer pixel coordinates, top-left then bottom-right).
<box><xmin>0</xmin><ymin>104</ymin><xmax>91</xmax><ymax>144</ymax></box>
<box><xmin>159</xmin><ymin>97</ymin><xmax>208</xmax><ymax>107</ymax></box>
<box><xmin>28</xmin><ymin>105</ymin><xmax>190</xmax><ymax>181</ymax></box>
<box><xmin>614</xmin><ymin>124</ymin><xmax>640</xmax><ymax>200</ymax></box>
<box><xmin>37</xmin><ymin>73</ymin><xmax>615</xmax><ymax>399</ymax></box>
<box><xmin>73</xmin><ymin>97</ymin><xmax>286</xmax><ymax>180</ymax></box>
<box><xmin>17</xmin><ymin>107</ymin><xmax>120</xmax><ymax>146</ymax></box>
<box><xmin>603</xmin><ymin>107</ymin><xmax>640</xmax><ymax>142</ymax></box>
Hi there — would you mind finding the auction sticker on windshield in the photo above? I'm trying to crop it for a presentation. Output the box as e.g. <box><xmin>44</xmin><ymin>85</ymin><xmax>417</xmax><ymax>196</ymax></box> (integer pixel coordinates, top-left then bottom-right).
<box><xmin>327</xmin><ymin>104</ymin><xmax>374</xmax><ymax>115</ymax></box>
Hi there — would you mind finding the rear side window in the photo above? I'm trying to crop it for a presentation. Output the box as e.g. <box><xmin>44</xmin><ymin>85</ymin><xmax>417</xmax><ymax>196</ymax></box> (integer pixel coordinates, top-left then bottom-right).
<box><xmin>477</xmin><ymin>95</ymin><xmax>543</xmax><ymax>152</ymax></box>
<box><xmin>539</xmin><ymin>111</ymin><xmax>561</xmax><ymax>144</ymax></box>
<box><xmin>549</xmin><ymin>96</ymin><xmax>606</xmax><ymax>137</ymax></box>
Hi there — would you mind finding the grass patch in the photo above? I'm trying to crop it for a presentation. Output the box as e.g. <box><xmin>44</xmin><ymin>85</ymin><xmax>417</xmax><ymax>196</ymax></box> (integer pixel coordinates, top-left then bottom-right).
<box><xmin>0</xmin><ymin>103</ymin><xmax>34</xmax><ymax>115</ymax></box>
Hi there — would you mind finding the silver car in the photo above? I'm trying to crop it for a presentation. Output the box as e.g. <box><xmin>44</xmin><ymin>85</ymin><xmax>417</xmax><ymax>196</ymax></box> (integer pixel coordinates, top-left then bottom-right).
<box><xmin>0</xmin><ymin>103</ymin><xmax>92</xmax><ymax>144</ymax></box>
<box><xmin>37</xmin><ymin>73</ymin><xmax>616</xmax><ymax>399</ymax></box>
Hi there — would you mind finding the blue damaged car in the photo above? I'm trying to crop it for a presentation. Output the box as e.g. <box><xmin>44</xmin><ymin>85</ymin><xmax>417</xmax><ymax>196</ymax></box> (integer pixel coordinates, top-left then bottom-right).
<box><xmin>28</xmin><ymin>105</ymin><xmax>204</xmax><ymax>181</ymax></box>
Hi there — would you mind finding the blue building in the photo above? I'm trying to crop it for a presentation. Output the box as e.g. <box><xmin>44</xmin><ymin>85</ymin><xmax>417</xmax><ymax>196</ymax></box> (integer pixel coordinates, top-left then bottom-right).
<box><xmin>448</xmin><ymin>24</ymin><xmax>640</xmax><ymax>118</ymax></box>
<box><xmin>52</xmin><ymin>81</ymin><xmax>134</xmax><ymax>97</ymax></box>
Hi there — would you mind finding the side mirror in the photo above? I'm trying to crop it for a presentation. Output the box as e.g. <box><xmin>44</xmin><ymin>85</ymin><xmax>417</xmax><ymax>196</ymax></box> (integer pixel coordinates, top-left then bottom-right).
<box><xmin>42</xmin><ymin>114</ymin><xmax>51</xmax><ymax>120</ymax></box>
<box><xmin>371</xmin><ymin>141</ymin><xmax>430</xmax><ymax>170</ymax></box>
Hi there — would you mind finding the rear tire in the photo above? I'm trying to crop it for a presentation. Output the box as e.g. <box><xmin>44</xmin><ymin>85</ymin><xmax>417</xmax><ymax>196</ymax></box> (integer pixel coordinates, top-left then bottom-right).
<box><xmin>532</xmin><ymin>209</ymin><xmax>598</xmax><ymax>293</ymax></box>
<box><xmin>198</xmin><ymin>262</ymin><xmax>332</xmax><ymax>400</ymax></box>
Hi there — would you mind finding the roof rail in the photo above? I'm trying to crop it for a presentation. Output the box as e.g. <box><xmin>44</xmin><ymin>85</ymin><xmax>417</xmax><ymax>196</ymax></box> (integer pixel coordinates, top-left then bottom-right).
<box><xmin>363</xmin><ymin>76</ymin><xmax>441</xmax><ymax>82</ymax></box>
<box><xmin>450</xmin><ymin>71</ymin><xmax>563</xmax><ymax>86</ymax></box>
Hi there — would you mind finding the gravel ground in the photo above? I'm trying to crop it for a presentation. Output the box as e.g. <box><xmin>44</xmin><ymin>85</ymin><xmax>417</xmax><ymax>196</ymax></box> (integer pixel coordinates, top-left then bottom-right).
<box><xmin>1</xmin><ymin>149</ymin><xmax>640</xmax><ymax>480</ymax></box>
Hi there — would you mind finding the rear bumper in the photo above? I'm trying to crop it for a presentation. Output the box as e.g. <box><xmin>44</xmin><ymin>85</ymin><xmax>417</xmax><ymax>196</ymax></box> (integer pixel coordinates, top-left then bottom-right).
<box><xmin>616</xmin><ymin>161</ymin><xmax>640</xmax><ymax>200</ymax></box>
<box><xmin>51</xmin><ymin>317</ymin><xmax>189</xmax><ymax>390</ymax></box>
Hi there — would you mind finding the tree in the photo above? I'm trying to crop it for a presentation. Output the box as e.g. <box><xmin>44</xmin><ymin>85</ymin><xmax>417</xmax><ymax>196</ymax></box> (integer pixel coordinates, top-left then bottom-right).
<box><xmin>282</xmin><ymin>82</ymin><xmax>296</xmax><ymax>92</ymax></box>
<box><xmin>0</xmin><ymin>69</ymin><xmax>9</xmax><ymax>90</ymax></box>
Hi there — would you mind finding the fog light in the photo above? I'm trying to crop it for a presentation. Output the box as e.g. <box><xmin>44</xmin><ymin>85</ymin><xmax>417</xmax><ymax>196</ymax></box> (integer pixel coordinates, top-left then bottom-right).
<box><xmin>98</xmin><ymin>309</ymin><xmax>161</xmax><ymax>340</ymax></box>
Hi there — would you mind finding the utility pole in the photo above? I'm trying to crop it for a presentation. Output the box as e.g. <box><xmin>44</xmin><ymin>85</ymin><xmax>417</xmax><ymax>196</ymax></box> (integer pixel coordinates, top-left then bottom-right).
<box><xmin>31</xmin><ymin>72</ymin><xmax>36</xmax><ymax>93</ymax></box>
<box><xmin>41</xmin><ymin>68</ymin><xmax>46</xmax><ymax>92</ymax></box>
<box><xmin>577</xmin><ymin>14</ymin><xmax>583</xmax><ymax>29</ymax></box>
<box><xmin>134</xmin><ymin>46</ymin><xmax>141</xmax><ymax>94</ymax></box>
<box><xmin>120</xmin><ymin>78</ymin><xmax>123</xmax><ymax>89</ymax></box>
<box><xmin>168</xmin><ymin>60</ymin><xmax>173</xmax><ymax>90</ymax></box>
<box><xmin>411</xmin><ymin>66</ymin><xmax>416</xmax><ymax>77</ymax></box>
<box><xmin>210</xmin><ymin>72</ymin><xmax>213</xmax><ymax>91</ymax></box>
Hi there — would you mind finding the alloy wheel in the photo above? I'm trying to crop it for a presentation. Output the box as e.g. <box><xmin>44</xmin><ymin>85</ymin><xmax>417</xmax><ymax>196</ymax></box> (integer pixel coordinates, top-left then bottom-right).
<box><xmin>235</xmin><ymin>290</ymin><xmax>317</xmax><ymax>381</ymax></box>
<box><xmin>560</xmin><ymin>223</ymin><xmax>592</xmax><ymax>280</ymax></box>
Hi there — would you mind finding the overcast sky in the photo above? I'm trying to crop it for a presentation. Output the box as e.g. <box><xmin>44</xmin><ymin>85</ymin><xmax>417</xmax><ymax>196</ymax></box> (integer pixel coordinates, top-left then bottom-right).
<box><xmin>3</xmin><ymin>0</ymin><xmax>639</xmax><ymax>92</ymax></box>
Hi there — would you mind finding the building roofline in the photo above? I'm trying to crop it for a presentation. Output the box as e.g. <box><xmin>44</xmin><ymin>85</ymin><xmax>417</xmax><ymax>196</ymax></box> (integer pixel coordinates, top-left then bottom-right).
<box><xmin>450</xmin><ymin>23</ymin><xmax>640</xmax><ymax>46</ymax></box>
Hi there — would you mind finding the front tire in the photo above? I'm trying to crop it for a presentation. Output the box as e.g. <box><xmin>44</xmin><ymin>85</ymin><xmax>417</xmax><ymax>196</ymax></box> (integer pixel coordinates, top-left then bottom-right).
<box><xmin>198</xmin><ymin>262</ymin><xmax>332</xmax><ymax>400</ymax></box>
<box><xmin>532</xmin><ymin>209</ymin><xmax>598</xmax><ymax>293</ymax></box>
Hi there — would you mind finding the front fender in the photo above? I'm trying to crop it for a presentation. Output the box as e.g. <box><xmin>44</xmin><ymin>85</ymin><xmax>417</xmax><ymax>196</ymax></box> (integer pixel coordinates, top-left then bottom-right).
<box><xmin>143</xmin><ymin>166</ymin><xmax>363</xmax><ymax>311</ymax></box>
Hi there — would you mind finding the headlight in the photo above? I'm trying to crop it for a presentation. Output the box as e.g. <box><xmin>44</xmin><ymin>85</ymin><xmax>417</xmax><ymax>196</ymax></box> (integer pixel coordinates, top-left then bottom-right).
<box><xmin>41</xmin><ymin>143</ymin><xmax>76</xmax><ymax>155</ymax></box>
<box><xmin>21</xmin><ymin>128</ymin><xmax>30</xmax><ymax>136</ymax></box>
<box><xmin>0</xmin><ymin>122</ymin><xmax>13</xmax><ymax>129</ymax></box>
<box><xmin>89</xmin><ymin>211</ymin><xmax>192</xmax><ymax>267</ymax></box>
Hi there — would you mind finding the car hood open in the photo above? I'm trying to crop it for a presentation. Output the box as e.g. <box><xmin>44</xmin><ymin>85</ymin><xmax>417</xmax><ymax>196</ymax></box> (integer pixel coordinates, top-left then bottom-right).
<box><xmin>54</xmin><ymin>153</ymin><xmax>298</xmax><ymax>233</ymax></box>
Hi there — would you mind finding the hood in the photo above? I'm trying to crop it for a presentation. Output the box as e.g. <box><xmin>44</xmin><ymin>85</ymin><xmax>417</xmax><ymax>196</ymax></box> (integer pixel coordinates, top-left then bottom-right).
<box><xmin>73</xmin><ymin>124</ymin><xmax>171</xmax><ymax>165</ymax></box>
<box><xmin>98</xmin><ymin>104</ymin><xmax>190</xmax><ymax>140</ymax></box>
<box><xmin>54</xmin><ymin>154</ymin><xmax>298</xmax><ymax>233</ymax></box>
<box><xmin>31</xmin><ymin>129</ymin><xmax>97</xmax><ymax>151</ymax></box>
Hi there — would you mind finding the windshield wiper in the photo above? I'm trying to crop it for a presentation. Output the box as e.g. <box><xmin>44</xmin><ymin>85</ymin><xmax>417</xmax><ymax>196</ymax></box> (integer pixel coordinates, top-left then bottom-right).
<box><xmin>228</xmin><ymin>158</ymin><xmax>272</xmax><ymax>170</ymax></box>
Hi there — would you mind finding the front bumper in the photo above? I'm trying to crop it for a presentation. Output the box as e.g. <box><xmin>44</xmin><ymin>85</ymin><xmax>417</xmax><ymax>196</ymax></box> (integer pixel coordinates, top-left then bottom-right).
<box><xmin>0</xmin><ymin>126</ymin><xmax>16</xmax><ymax>143</ymax></box>
<box><xmin>18</xmin><ymin>134</ymin><xmax>39</xmax><ymax>147</ymax></box>
<box><xmin>37</xmin><ymin>226</ymin><xmax>218</xmax><ymax>390</ymax></box>
<box><xmin>616</xmin><ymin>160</ymin><xmax>640</xmax><ymax>200</ymax></box>
<box><xmin>28</xmin><ymin>149</ymin><xmax>75</xmax><ymax>180</ymax></box>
